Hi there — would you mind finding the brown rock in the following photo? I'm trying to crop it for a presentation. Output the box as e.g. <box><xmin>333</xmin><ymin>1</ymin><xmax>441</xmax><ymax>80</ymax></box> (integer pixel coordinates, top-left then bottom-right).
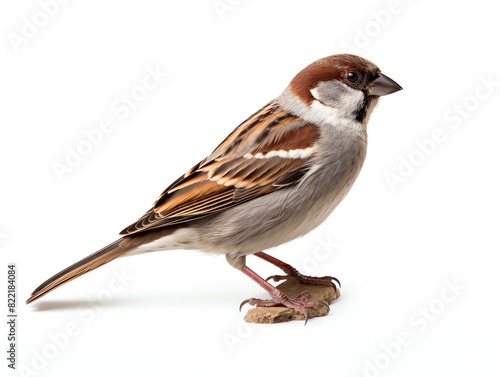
<box><xmin>243</xmin><ymin>279</ymin><xmax>340</xmax><ymax>324</ymax></box>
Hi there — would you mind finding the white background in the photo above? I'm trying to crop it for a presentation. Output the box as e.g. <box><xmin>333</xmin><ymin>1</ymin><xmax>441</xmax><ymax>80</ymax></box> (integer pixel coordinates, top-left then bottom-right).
<box><xmin>1</xmin><ymin>1</ymin><xmax>499</xmax><ymax>376</ymax></box>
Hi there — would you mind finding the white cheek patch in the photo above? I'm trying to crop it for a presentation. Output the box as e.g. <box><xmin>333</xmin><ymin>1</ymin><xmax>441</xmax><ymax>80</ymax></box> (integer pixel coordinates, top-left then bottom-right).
<box><xmin>309</xmin><ymin>98</ymin><xmax>340</xmax><ymax>124</ymax></box>
<box><xmin>244</xmin><ymin>147</ymin><xmax>314</xmax><ymax>160</ymax></box>
<box><xmin>309</xmin><ymin>86</ymin><xmax>365</xmax><ymax>125</ymax></box>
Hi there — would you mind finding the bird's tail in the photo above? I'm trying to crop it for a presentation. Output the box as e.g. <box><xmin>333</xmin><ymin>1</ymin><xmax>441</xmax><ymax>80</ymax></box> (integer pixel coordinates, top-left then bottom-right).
<box><xmin>26</xmin><ymin>238</ymin><xmax>136</xmax><ymax>304</ymax></box>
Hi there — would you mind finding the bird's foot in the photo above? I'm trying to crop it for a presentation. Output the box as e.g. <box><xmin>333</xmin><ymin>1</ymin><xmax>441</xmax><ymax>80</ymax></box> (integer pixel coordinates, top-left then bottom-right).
<box><xmin>254</xmin><ymin>251</ymin><xmax>340</xmax><ymax>289</ymax></box>
<box><xmin>240</xmin><ymin>290</ymin><xmax>329</xmax><ymax>324</ymax></box>
<box><xmin>266</xmin><ymin>268</ymin><xmax>340</xmax><ymax>289</ymax></box>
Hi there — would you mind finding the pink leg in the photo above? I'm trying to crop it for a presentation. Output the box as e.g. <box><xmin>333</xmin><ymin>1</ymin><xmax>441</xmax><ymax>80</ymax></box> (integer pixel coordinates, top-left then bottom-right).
<box><xmin>254</xmin><ymin>251</ymin><xmax>340</xmax><ymax>289</ymax></box>
<box><xmin>239</xmin><ymin>265</ymin><xmax>327</xmax><ymax>324</ymax></box>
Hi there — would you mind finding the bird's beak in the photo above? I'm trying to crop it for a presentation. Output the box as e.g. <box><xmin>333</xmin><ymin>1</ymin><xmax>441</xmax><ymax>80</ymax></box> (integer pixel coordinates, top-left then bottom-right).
<box><xmin>367</xmin><ymin>73</ymin><xmax>403</xmax><ymax>96</ymax></box>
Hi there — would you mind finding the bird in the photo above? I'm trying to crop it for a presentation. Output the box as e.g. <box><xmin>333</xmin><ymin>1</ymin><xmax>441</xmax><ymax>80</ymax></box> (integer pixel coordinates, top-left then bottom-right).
<box><xmin>27</xmin><ymin>54</ymin><xmax>402</xmax><ymax>321</ymax></box>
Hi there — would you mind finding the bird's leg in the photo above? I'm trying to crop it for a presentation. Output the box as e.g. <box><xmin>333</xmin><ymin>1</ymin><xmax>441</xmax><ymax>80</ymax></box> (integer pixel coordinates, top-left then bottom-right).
<box><xmin>254</xmin><ymin>251</ymin><xmax>340</xmax><ymax>289</ymax></box>
<box><xmin>239</xmin><ymin>265</ymin><xmax>328</xmax><ymax>324</ymax></box>
<box><xmin>227</xmin><ymin>255</ymin><xmax>327</xmax><ymax>323</ymax></box>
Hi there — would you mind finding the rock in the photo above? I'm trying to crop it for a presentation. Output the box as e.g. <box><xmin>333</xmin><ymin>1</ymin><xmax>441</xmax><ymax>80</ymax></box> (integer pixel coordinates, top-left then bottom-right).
<box><xmin>243</xmin><ymin>279</ymin><xmax>340</xmax><ymax>324</ymax></box>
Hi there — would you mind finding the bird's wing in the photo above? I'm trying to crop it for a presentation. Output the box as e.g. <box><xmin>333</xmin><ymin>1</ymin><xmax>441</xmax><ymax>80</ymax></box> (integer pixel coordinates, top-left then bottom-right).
<box><xmin>120</xmin><ymin>101</ymin><xmax>319</xmax><ymax>235</ymax></box>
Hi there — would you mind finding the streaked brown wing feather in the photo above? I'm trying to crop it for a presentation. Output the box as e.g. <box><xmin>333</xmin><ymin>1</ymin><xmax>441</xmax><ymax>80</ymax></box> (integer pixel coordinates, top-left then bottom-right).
<box><xmin>120</xmin><ymin>101</ymin><xmax>318</xmax><ymax>236</ymax></box>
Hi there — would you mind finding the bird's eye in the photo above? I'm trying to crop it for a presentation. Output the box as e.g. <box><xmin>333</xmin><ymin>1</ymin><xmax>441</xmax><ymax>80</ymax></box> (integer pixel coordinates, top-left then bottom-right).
<box><xmin>345</xmin><ymin>71</ymin><xmax>363</xmax><ymax>87</ymax></box>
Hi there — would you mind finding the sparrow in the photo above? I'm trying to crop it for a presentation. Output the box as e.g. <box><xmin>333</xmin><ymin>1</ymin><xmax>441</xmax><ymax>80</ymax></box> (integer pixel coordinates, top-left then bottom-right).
<box><xmin>27</xmin><ymin>54</ymin><xmax>402</xmax><ymax>321</ymax></box>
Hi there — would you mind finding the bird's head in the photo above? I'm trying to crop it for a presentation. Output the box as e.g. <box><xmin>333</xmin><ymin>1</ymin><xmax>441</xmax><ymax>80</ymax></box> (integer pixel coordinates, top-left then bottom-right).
<box><xmin>285</xmin><ymin>54</ymin><xmax>402</xmax><ymax>126</ymax></box>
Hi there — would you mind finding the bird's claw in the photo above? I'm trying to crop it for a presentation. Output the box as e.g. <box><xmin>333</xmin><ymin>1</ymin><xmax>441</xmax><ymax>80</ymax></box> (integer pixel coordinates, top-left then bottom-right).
<box><xmin>239</xmin><ymin>291</ymin><xmax>330</xmax><ymax>325</ymax></box>
<box><xmin>265</xmin><ymin>274</ymin><xmax>288</xmax><ymax>283</ymax></box>
<box><xmin>239</xmin><ymin>299</ymin><xmax>250</xmax><ymax>312</ymax></box>
<box><xmin>265</xmin><ymin>273</ymin><xmax>341</xmax><ymax>290</ymax></box>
